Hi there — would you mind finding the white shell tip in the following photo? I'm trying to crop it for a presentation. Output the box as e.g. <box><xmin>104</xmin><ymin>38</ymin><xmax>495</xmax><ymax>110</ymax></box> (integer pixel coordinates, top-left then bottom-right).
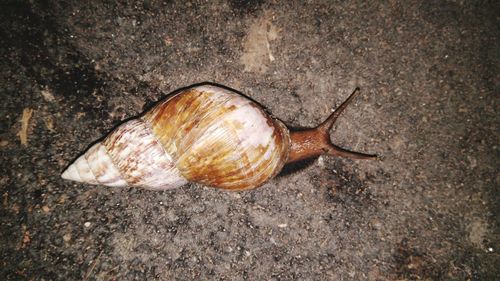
<box><xmin>61</xmin><ymin>143</ymin><xmax>127</xmax><ymax>187</ymax></box>
<box><xmin>61</xmin><ymin>164</ymin><xmax>83</xmax><ymax>182</ymax></box>
<box><xmin>61</xmin><ymin>152</ymin><xmax>99</xmax><ymax>184</ymax></box>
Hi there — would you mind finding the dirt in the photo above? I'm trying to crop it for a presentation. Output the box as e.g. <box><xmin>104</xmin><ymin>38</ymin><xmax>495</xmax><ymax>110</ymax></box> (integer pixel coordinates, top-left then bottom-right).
<box><xmin>0</xmin><ymin>1</ymin><xmax>498</xmax><ymax>280</ymax></box>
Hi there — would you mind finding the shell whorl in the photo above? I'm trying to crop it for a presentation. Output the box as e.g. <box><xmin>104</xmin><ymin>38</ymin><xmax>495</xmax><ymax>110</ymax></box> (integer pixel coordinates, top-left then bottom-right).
<box><xmin>62</xmin><ymin>119</ymin><xmax>188</xmax><ymax>190</ymax></box>
<box><xmin>143</xmin><ymin>85</ymin><xmax>290</xmax><ymax>190</ymax></box>
<box><xmin>62</xmin><ymin>85</ymin><xmax>290</xmax><ymax>190</ymax></box>
<box><xmin>61</xmin><ymin>142</ymin><xmax>127</xmax><ymax>187</ymax></box>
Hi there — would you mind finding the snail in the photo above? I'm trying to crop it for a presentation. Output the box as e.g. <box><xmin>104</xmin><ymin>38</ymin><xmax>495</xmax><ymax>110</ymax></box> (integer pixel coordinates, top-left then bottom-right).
<box><xmin>61</xmin><ymin>84</ymin><xmax>376</xmax><ymax>191</ymax></box>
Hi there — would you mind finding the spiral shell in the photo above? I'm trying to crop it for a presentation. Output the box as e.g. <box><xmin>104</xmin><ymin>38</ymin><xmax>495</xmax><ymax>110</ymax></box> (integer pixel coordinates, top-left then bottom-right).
<box><xmin>62</xmin><ymin>85</ymin><xmax>291</xmax><ymax>190</ymax></box>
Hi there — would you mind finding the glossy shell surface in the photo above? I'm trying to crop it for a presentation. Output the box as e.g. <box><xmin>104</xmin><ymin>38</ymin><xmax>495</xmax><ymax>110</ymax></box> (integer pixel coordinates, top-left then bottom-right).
<box><xmin>62</xmin><ymin>85</ymin><xmax>290</xmax><ymax>190</ymax></box>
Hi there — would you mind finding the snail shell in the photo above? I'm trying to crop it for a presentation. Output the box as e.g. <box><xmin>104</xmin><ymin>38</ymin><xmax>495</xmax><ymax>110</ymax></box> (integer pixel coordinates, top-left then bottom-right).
<box><xmin>62</xmin><ymin>85</ymin><xmax>290</xmax><ymax>190</ymax></box>
<box><xmin>62</xmin><ymin>84</ymin><xmax>376</xmax><ymax>191</ymax></box>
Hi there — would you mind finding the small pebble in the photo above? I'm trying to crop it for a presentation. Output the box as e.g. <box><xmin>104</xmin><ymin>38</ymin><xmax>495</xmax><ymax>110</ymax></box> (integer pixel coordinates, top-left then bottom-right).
<box><xmin>84</xmin><ymin>222</ymin><xmax>91</xmax><ymax>227</ymax></box>
<box><xmin>317</xmin><ymin>156</ymin><xmax>325</xmax><ymax>167</ymax></box>
<box><xmin>371</xmin><ymin>219</ymin><xmax>382</xmax><ymax>230</ymax></box>
<box><xmin>63</xmin><ymin>233</ymin><xmax>71</xmax><ymax>242</ymax></box>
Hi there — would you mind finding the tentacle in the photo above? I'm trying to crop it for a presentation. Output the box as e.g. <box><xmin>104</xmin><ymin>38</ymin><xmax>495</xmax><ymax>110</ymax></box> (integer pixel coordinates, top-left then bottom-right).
<box><xmin>319</xmin><ymin>87</ymin><xmax>377</xmax><ymax>160</ymax></box>
<box><xmin>323</xmin><ymin>143</ymin><xmax>377</xmax><ymax>160</ymax></box>
<box><xmin>287</xmin><ymin>87</ymin><xmax>377</xmax><ymax>163</ymax></box>
<box><xmin>317</xmin><ymin>87</ymin><xmax>361</xmax><ymax>132</ymax></box>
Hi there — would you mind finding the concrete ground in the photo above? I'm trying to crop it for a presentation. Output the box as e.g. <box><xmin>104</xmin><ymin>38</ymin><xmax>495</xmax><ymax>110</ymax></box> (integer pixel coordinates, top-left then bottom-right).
<box><xmin>0</xmin><ymin>1</ymin><xmax>498</xmax><ymax>280</ymax></box>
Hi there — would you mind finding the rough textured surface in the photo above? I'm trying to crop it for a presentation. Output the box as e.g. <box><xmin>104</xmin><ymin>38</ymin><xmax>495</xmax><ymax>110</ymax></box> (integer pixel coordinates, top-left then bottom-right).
<box><xmin>0</xmin><ymin>0</ymin><xmax>498</xmax><ymax>280</ymax></box>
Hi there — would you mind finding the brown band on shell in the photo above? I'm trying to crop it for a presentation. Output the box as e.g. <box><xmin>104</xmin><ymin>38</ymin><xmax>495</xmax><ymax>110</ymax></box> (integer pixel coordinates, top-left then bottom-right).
<box><xmin>142</xmin><ymin>86</ymin><xmax>291</xmax><ymax>190</ymax></box>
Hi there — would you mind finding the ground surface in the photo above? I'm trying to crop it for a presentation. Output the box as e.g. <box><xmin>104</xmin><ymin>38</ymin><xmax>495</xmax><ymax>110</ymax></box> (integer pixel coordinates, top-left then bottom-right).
<box><xmin>0</xmin><ymin>1</ymin><xmax>498</xmax><ymax>280</ymax></box>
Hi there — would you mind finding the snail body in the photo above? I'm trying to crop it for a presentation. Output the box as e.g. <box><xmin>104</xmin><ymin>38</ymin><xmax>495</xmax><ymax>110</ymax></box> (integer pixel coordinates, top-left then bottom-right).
<box><xmin>62</xmin><ymin>84</ymin><xmax>375</xmax><ymax>190</ymax></box>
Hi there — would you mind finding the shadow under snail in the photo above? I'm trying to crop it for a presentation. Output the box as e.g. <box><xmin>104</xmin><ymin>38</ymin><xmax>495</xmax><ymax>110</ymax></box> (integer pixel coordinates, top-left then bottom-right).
<box><xmin>62</xmin><ymin>84</ymin><xmax>377</xmax><ymax>191</ymax></box>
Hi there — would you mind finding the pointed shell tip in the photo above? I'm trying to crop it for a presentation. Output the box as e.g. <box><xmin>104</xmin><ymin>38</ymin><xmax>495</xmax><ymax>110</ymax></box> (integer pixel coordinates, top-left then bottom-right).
<box><xmin>61</xmin><ymin>164</ymin><xmax>82</xmax><ymax>182</ymax></box>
